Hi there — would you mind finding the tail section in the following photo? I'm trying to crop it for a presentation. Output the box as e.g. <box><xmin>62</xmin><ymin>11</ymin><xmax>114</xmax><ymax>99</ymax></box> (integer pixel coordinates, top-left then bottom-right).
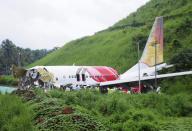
<box><xmin>140</xmin><ymin>17</ymin><xmax>163</xmax><ymax>67</ymax></box>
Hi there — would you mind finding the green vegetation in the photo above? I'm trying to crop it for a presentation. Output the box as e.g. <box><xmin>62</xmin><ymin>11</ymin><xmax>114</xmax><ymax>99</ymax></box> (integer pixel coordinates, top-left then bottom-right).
<box><xmin>159</xmin><ymin>48</ymin><xmax>192</xmax><ymax>95</ymax></box>
<box><xmin>8</xmin><ymin>89</ymin><xmax>192</xmax><ymax>130</ymax></box>
<box><xmin>0</xmin><ymin>39</ymin><xmax>58</xmax><ymax>75</ymax></box>
<box><xmin>0</xmin><ymin>93</ymin><xmax>34</xmax><ymax>131</ymax></box>
<box><xmin>0</xmin><ymin>75</ymin><xmax>18</xmax><ymax>87</ymax></box>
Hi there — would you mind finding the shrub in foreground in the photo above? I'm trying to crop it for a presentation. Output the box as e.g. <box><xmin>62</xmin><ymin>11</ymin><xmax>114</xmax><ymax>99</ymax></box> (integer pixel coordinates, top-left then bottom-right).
<box><xmin>0</xmin><ymin>94</ymin><xmax>34</xmax><ymax>131</ymax></box>
<box><xmin>13</xmin><ymin>88</ymin><xmax>192</xmax><ymax>131</ymax></box>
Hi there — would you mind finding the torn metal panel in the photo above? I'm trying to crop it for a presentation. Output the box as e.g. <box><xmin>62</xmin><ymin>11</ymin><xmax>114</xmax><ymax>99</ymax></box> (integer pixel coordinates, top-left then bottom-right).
<box><xmin>37</xmin><ymin>68</ymin><xmax>54</xmax><ymax>83</ymax></box>
<box><xmin>11</xmin><ymin>65</ymin><xmax>27</xmax><ymax>78</ymax></box>
<box><xmin>11</xmin><ymin>65</ymin><xmax>55</xmax><ymax>88</ymax></box>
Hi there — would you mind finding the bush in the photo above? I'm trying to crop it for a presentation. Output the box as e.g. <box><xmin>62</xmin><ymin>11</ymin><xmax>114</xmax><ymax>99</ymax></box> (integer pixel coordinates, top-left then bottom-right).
<box><xmin>108</xmin><ymin>109</ymin><xmax>159</xmax><ymax>131</ymax></box>
<box><xmin>170</xmin><ymin>48</ymin><xmax>192</xmax><ymax>72</ymax></box>
<box><xmin>0</xmin><ymin>94</ymin><xmax>34</xmax><ymax>131</ymax></box>
<box><xmin>12</xmin><ymin>88</ymin><xmax>192</xmax><ymax>130</ymax></box>
<box><xmin>160</xmin><ymin>76</ymin><xmax>192</xmax><ymax>95</ymax></box>
<box><xmin>0</xmin><ymin>75</ymin><xmax>18</xmax><ymax>86</ymax></box>
<box><xmin>123</xmin><ymin>120</ymin><xmax>159</xmax><ymax>131</ymax></box>
<box><xmin>47</xmin><ymin>88</ymin><xmax>63</xmax><ymax>98</ymax></box>
<box><xmin>37</xmin><ymin>112</ymin><xmax>107</xmax><ymax>131</ymax></box>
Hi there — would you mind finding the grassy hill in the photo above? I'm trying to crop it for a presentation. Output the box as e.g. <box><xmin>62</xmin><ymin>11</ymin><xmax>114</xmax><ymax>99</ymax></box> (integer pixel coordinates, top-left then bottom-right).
<box><xmin>28</xmin><ymin>0</ymin><xmax>192</xmax><ymax>74</ymax></box>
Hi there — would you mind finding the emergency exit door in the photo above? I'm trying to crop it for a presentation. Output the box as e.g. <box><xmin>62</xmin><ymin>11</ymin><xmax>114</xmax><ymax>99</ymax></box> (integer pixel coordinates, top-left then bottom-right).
<box><xmin>81</xmin><ymin>68</ymin><xmax>87</xmax><ymax>81</ymax></box>
<box><xmin>76</xmin><ymin>68</ymin><xmax>82</xmax><ymax>82</ymax></box>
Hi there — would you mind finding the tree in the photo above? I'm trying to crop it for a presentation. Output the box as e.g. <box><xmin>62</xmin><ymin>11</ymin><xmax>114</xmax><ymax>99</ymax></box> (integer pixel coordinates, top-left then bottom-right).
<box><xmin>170</xmin><ymin>48</ymin><xmax>192</xmax><ymax>72</ymax></box>
<box><xmin>132</xmin><ymin>33</ymin><xmax>148</xmax><ymax>50</ymax></box>
<box><xmin>0</xmin><ymin>39</ymin><xmax>17</xmax><ymax>74</ymax></box>
<box><xmin>0</xmin><ymin>39</ymin><xmax>54</xmax><ymax>75</ymax></box>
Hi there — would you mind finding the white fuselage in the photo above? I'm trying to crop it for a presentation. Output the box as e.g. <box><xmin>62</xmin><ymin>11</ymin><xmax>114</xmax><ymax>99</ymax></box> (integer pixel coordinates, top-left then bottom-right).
<box><xmin>32</xmin><ymin>66</ymin><xmax>118</xmax><ymax>87</ymax></box>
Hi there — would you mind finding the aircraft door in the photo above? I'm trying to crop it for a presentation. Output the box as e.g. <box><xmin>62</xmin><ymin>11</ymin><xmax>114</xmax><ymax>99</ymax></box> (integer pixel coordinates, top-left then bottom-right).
<box><xmin>76</xmin><ymin>68</ymin><xmax>82</xmax><ymax>82</ymax></box>
<box><xmin>82</xmin><ymin>74</ymin><xmax>85</xmax><ymax>81</ymax></box>
<box><xmin>81</xmin><ymin>68</ymin><xmax>87</xmax><ymax>82</ymax></box>
<box><xmin>76</xmin><ymin>74</ymin><xmax>80</xmax><ymax>81</ymax></box>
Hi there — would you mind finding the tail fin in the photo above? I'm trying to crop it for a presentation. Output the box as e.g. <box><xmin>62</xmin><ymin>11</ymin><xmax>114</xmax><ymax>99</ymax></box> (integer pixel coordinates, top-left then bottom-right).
<box><xmin>140</xmin><ymin>17</ymin><xmax>163</xmax><ymax>67</ymax></box>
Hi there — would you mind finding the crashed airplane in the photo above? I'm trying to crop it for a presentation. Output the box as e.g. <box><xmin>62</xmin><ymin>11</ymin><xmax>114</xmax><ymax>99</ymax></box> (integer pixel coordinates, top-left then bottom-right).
<box><xmin>12</xmin><ymin>17</ymin><xmax>192</xmax><ymax>91</ymax></box>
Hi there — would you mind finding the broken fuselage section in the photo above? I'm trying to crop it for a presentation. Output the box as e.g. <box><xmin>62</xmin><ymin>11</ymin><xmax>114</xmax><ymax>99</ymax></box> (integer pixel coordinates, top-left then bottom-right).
<box><xmin>11</xmin><ymin>65</ymin><xmax>55</xmax><ymax>89</ymax></box>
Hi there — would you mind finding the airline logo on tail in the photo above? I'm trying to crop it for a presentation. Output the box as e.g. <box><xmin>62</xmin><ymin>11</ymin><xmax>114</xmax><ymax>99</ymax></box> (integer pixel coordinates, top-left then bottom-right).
<box><xmin>140</xmin><ymin>17</ymin><xmax>163</xmax><ymax>67</ymax></box>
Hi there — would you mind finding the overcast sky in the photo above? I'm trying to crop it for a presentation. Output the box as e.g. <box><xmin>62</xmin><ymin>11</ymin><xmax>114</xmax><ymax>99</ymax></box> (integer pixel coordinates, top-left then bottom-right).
<box><xmin>0</xmin><ymin>0</ymin><xmax>149</xmax><ymax>49</ymax></box>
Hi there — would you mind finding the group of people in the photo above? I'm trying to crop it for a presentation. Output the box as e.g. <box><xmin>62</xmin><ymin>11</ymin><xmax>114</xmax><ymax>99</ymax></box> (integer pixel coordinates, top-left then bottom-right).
<box><xmin>18</xmin><ymin>79</ymin><xmax>161</xmax><ymax>94</ymax></box>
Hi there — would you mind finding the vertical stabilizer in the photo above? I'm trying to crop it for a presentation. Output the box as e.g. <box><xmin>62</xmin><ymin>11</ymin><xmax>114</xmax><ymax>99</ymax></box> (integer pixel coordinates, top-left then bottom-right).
<box><xmin>140</xmin><ymin>17</ymin><xmax>163</xmax><ymax>67</ymax></box>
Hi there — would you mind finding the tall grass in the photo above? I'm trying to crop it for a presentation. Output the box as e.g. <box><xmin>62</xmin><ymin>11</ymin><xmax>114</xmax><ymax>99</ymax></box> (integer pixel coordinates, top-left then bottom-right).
<box><xmin>0</xmin><ymin>94</ymin><xmax>34</xmax><ymax>131</ymax></box>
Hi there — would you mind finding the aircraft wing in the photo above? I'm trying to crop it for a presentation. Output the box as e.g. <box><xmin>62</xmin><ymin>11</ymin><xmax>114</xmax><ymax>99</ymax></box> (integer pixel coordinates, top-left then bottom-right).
<box><xmin>100</xmin><ymin>71</ymin><xmax>192</xmax><ymax>86</ymax></box>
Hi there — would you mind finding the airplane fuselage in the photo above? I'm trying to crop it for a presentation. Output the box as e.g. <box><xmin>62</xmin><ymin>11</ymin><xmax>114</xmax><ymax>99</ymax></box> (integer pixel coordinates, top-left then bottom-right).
<box><xmin>32</xmin><ymin>66</ymin><xmax>119</xmax><ymax>87</ymax></box>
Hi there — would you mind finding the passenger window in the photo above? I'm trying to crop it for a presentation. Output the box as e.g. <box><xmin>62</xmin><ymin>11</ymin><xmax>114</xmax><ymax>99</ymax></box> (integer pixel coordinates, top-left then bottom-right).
<box><xmin>56</xmin><ymin>77</ymin><xmax>58</xmax><ymax>81</ymax></box>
